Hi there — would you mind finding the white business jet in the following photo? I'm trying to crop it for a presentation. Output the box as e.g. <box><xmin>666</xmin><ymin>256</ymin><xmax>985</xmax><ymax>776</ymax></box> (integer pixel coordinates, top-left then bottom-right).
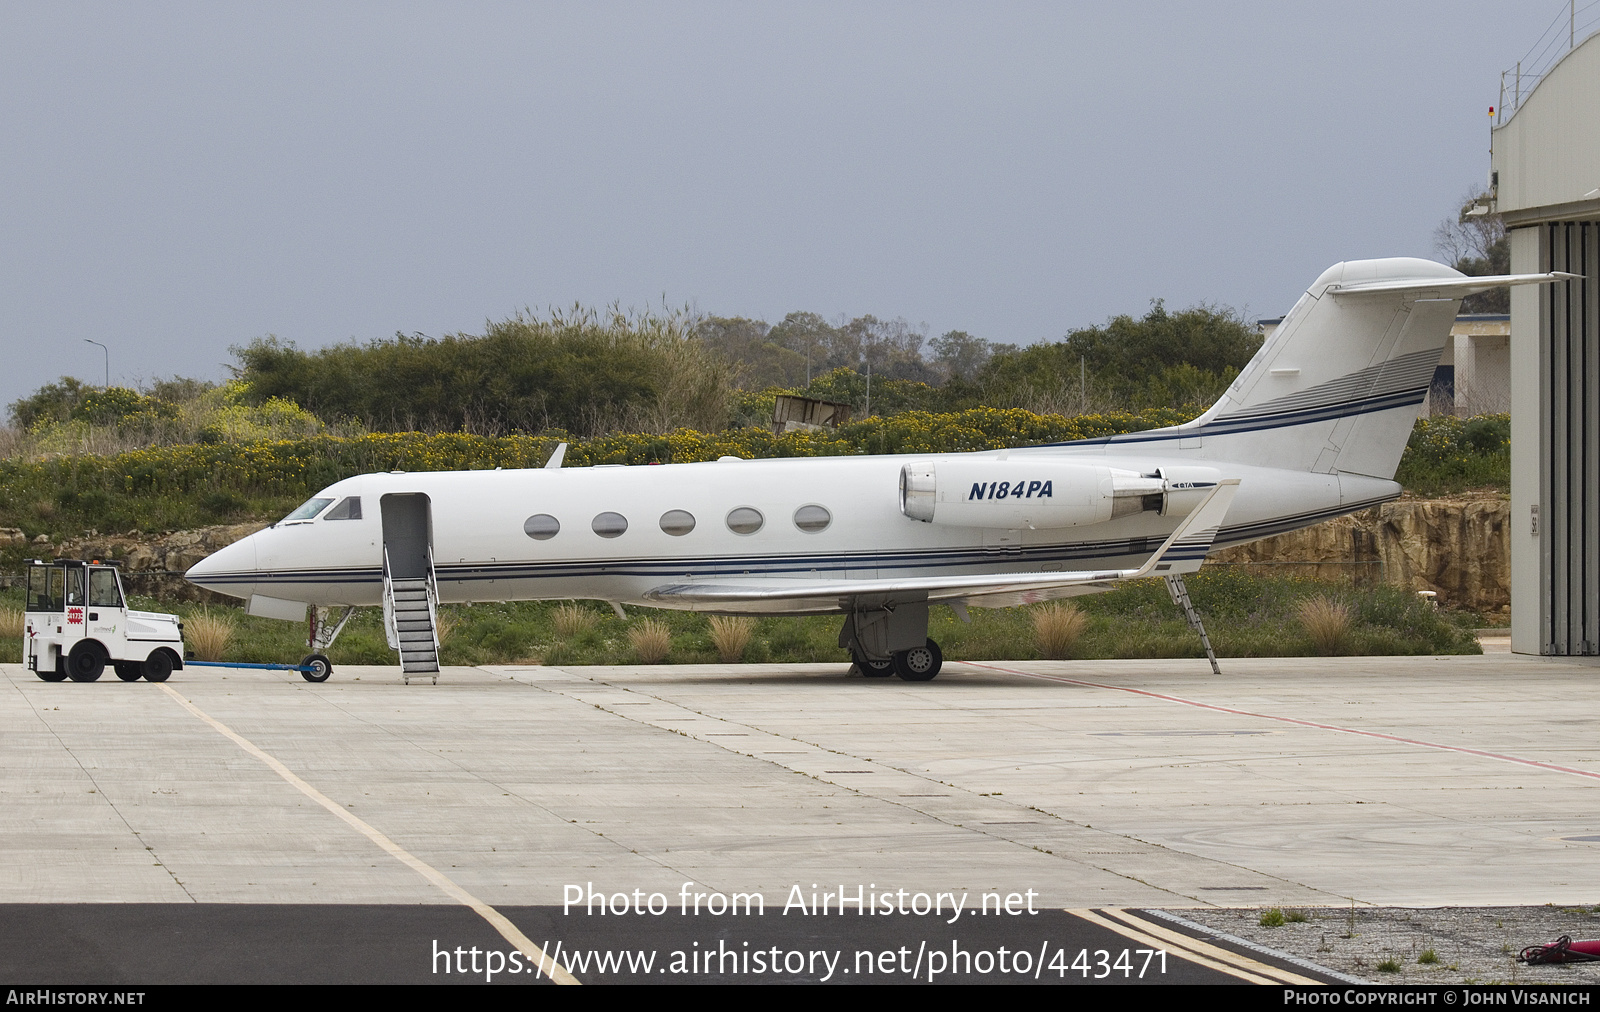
<box><xmin>186</xmin><ymin>258</ymin><xmax>1571</xmax><ymax>682</ymax></box>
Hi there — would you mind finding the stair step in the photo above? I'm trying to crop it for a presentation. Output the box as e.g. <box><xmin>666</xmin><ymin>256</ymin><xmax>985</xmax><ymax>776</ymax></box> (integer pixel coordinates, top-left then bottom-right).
<box><xmin>384</xmin><ymin>572</ymin><xmax>441</xmax><ymax>673</ymax></box>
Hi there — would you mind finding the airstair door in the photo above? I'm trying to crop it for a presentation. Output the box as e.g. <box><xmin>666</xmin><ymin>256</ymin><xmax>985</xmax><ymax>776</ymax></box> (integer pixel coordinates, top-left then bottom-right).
<box><xmin>380</xmin><ymin>493</ymin><xmax>441</xmax><ymax>682</ymax></box>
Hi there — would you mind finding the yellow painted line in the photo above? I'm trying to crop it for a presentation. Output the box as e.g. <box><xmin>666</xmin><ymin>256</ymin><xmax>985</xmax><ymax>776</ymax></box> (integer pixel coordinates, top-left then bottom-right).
<box><xmin>1102</xmin><ymin>909</ymin><xmax>1321</xmax><ymax>985</ymax></box>
<box><xmin>158</xmin><ymin>683</ymin><xmax>579</xmax><ymax>985</ymax></box>
<box><xmin>1068</xmin><ymin>908</ymin><xmax>1280</xmax><ymax>985</ymax></box>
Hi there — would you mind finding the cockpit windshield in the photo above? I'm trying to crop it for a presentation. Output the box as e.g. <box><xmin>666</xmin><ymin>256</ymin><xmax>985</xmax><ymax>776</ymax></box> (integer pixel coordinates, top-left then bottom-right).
<box><xmin>282</xmin><ymin>497</ymin><xmax>334</xmax><ymax>523</ymax></box>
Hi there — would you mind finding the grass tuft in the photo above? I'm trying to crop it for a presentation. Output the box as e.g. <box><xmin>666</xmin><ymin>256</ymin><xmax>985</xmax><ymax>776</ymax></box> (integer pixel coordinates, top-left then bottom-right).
<box><xmin>1032</xmin><ymin>602</ymin><xmax>1088</xmax><ymax>659</ymax></box>
<box><xmin>707</xmin><ymin>615</ymin><xmax>756</xmax><ymax>663</ymax></box>
<box><xmin>1297</xmin><ymin>595</ymin><xmax>1352</xmax><ymax>655</ymax></box>
<box><xmin>1376</xmin><ymin>957</ymin><xmax>1402</xmax><ymax>973</ymax></box>
<box><xmin>628</xmin><ymin>619</ymin><xmax>673</xmax><ymax>664</ymax></box>
<box><xmin>1284</xmin><ymin>908</ymin><xmax>1310</xmax><ymax>923</ymax></box>
<box><xmin>434</xmin><ymin>608</ymin><xmax>458</xmax><ymax>646</ymax></box>
<box><xmin>0</xmin><ymin>605</ymin><xmax>21</xmax><ymax>662</ymax></box>
<box><xmin>1259</xmin><ymin>908</ymin><xmax>1286</xmax><ymax>928</ymax></box>
<box><xmin>184</xmin><ymin>608</ymin><xmax>235</xmax><ymax>661</ymax></box>
<box><xmin>552</xmin><ymin>602</ymin><xmax>599</xmax><ymax>640</ymax></box>
<box><xmin>1418</xmin><ymin>949</ymin><xmax>1438</xmax><ymax>965</ymax></box>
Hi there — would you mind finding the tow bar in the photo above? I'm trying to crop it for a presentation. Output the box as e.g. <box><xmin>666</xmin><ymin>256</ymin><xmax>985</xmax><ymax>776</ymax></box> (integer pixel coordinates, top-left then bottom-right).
<box><xmin>183</xmin><ymin>654</ymin><xmax>333</xmax><ymax>683</ymax></box>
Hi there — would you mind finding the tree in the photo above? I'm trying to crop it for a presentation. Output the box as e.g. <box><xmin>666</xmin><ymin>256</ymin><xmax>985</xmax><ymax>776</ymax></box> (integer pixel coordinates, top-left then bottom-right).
<box><xmin>1434</xmin><ymin>188</ymin><xmax>1509</xmax><ymax>314</ymax></box>
<box><xmin>929</xmin><ymin>330</ymin><xmax>1011</xmax><ymax>381</ymax></box>
<box><xmin>694</xmin><ymin>316</ymin><xmax>809</xmax><ymax>390</ymax></box>
<box><xmin>843</xmin><ymin>314</ymin><xmax>934</xmax><ymax>384</ymax></box>
<box><xmin>977</xmin><ymin>301</ymin><xmax>1260</xmax><ymax>413</ymax></box>
<box><xmin>8</xmin><ymin>377</ymin><xmax>94</xmax><ymax>429</ymax></box>
<box><xmin>766</xmin><ymin>312</ymin><xmax>843</xmax><ymax>384</ymax></box>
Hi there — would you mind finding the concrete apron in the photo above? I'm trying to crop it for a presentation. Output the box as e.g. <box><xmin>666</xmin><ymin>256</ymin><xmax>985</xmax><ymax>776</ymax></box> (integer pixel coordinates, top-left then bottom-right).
<box><xmin>4</xmin><ymin>653</ymin><xmax>1598</xmax><ymax>911</ymax></box>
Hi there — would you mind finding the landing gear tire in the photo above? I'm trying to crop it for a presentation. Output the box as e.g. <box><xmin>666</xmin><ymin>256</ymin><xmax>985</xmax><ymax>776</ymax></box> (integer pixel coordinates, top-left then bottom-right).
<box><xmin>300</xmin><ymin>654</ymin><xmax>332</xmax><ymax>683</ymax></box>
<box><xmin>853</xmin><ymin>653</ymin><xmax>894</xmax><ymax>678</ymax></box>
<box><xmin>114</xmin><ymin>662</ymin><xmax>143</xmax><ymax>682</ymax></box>
<box><xmin>141</xmin><ymin>652</ymin><xmax>174</xmax><ymax>683</ymax></box>
<box><xmin>67</xmin><ymin>641</ymin><xmax>107</xmax><ymax>682</ymax></box>
<box><xmin>893</xmin><ymin>639</ymin><xmax>943</xmax><ymax>682</ymax></box>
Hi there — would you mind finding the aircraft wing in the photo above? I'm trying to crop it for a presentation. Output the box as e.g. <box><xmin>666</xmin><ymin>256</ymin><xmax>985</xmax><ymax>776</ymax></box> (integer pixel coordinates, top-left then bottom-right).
<box><xmin>642</xmin><ymin>480</ymin><xmax>1239</xmax><ymax>610</ymax></box>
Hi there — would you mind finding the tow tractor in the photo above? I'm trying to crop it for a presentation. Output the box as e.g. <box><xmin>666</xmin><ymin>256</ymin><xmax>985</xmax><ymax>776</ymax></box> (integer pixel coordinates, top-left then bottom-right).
<box><xmin>23</xmin><ymin>558</ymin><xmax>185</xmax><ymax>682</ymax></box>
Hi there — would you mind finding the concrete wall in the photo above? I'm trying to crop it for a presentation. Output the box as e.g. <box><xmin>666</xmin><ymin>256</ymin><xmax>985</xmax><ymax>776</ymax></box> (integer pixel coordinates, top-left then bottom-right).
<box><xmin>1493</xmin><ymin>35</ymin><xmax>1600</xmax><ymax>217</ymax></box>
<box><xmin>1509</xmin><ymin>226</ymin><xmax>1542</xmax><ymax>654</ymax></box>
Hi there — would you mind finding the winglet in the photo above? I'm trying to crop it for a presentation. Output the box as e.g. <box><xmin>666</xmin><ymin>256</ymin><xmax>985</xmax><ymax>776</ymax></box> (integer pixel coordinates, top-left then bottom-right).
<box><xmin>544</xmin><ymin>442</ymin><xmax>568</xmax><ymax>469</ymax></box>
<box><xmin>1126</xmin><ymin>479</ymin><xmax>1240</xmax><ymax>579</ymax></box>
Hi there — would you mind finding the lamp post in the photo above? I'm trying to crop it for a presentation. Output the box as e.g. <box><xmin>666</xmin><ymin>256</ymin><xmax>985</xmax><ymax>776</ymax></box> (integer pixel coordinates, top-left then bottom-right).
<box><xmin>84</xmin><ymin>340</ymin><xmax>108</xmax><ymax>388</ymax></box>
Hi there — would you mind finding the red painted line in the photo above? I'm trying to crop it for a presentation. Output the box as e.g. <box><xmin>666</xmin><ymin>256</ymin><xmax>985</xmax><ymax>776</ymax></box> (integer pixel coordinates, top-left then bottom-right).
<box><xmin>962</xmin><ymin>661</ymin><xmax>1600</xmax><ymax>783</ymax></box>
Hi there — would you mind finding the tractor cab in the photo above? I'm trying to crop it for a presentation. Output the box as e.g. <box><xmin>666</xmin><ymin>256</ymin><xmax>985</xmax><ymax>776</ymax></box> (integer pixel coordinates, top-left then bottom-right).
<box><xmin>24</xmin><ymin>559</ymin><xmax>184</xmax><ymax>682</ymax></box>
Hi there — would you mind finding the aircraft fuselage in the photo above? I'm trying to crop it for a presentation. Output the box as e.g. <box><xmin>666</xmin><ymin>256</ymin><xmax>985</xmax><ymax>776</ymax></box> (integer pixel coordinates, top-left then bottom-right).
<box><xmin>188</xmin><ymin>447</ymin><xmax>1397</xmax><ymax>614</ymax></box>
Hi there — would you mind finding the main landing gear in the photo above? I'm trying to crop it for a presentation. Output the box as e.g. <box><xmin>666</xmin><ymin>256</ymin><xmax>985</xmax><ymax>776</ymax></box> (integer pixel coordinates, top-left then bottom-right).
<box><xmin>892</xmin><ymin>639</ymin><xmax>942</xmax><ymax>681</ymax></box>
<box><xmin>853</xmin><ymin>653</ymin><xmax>895</xmax><ymax>678</ymax></box>
<box><xmin>841</xmin><ymin>604</ymin><xmax>944</xmax><ymax>682</ymax></box>
<box><xmin>852</xmin><ymin>638</ymin><xmax>943</xmax><ymax>682</ymax></box>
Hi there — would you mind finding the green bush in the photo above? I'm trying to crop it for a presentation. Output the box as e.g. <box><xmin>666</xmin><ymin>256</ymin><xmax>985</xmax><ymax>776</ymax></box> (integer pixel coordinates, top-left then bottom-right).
<box><xmin>1395</xmin><ymin>413</ymin><xmax>1509</xmax><ymax>495</ymax></box>
<box><xmin>0</xmin><ymin>406</ymin><xmax>1198</xmax><ymax>536</ymax></box>
<box><xmin>234</xmin><ymin>305</ymin><xmax>735</xmax><ymax>436</ymax></box>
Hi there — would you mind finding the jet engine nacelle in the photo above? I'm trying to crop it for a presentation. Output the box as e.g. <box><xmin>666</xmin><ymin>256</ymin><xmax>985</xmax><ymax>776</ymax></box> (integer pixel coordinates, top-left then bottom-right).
<box><xmin>899</xmin><ymin>460</ymin><xmax>1221</xmax><ymax>529</ymax></box>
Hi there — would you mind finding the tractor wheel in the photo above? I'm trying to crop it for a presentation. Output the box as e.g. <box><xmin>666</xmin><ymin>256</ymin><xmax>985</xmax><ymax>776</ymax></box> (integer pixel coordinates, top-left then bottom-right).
<box><xmin>141</xmin><ymin>651</ymin><xmax>174</xmax><ymax>683</ymax></box>
<box><xmin>67</xmin><ymin>641</ymin><xmax>107</xmax><ymax>682</ymax></box>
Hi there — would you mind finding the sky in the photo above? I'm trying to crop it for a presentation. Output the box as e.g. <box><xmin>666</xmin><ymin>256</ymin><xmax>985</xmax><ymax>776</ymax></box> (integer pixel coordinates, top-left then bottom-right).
<box><xmin>0</xmin><ymin>1</ymin><xmax>1572</xmax><ymax>412</ymax></box>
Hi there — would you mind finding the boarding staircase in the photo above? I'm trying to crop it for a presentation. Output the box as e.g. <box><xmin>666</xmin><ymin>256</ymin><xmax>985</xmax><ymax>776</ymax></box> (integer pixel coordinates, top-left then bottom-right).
<box><xmin>383</xmin><ymin>546</ymin><xmax>441</xmax><ymax>684</ymax></box>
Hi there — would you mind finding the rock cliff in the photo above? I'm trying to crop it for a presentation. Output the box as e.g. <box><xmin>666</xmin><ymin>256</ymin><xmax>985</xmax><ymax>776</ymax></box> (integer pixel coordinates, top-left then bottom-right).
<box><xmin>1208</xmin><ymin>494</ymin><xmax>1510</xmax><ymax>613</ymax></box>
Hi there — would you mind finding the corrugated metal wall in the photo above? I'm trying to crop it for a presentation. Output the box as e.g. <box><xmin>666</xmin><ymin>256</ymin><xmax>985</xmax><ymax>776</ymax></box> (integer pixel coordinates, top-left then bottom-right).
<box><xmin>1542</xmin><ymin>223</ymin><xmax>1600</xmax><ymax>654</ymax></box>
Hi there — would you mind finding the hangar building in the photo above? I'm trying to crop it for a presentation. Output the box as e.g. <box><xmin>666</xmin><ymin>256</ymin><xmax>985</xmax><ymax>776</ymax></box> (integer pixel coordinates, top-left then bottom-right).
<box><xmin>1491</xmin><ymin>31</ymin><xmax>1600</xmax><ymax>655</ymax></box>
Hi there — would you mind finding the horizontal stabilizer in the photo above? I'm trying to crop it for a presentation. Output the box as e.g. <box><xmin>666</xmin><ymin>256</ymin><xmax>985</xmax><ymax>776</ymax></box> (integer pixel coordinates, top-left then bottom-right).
<box><xmin>1328</xmin><ymin>271</ymin><xmax>1580</xmax><ymax>297</ymax></box>
<box><xmin>643</xmin><ymin>481</ymin><xmax>1239</xmax><ymax>608</ymax></box>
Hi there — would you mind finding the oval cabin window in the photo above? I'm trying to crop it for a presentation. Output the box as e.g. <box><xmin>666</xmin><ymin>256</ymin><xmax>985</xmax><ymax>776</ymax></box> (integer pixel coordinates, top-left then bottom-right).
<box><xmin>524</xmin><ymin>514</ymin><xmax>560</xmax><ymax>540</ymax></box>
<box><xmin>659</xmin><ymin>510</ymin><xmax>696</xmax><ymax>536</ymax></box>
<box><xmin>726</xmin><ymin>507</ymin><xmax>764</xmax><ymax>535</ymax></box>
<box><xmin>793</xmin><ymin>504</ymin><xmax>831</xmax><ymax>533</ymax></box>
<box><xmin>592</xmin><ymin>512</ymin><xmax>629</xmax><ymax>538</ymax></box>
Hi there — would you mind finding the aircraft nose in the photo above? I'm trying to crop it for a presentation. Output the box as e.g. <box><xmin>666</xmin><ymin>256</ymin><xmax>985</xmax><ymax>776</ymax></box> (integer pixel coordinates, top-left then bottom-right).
<box><xmin>185</xmin><ymin>534</ymin><xmax>258</xmax><ymax>600</ymax></box>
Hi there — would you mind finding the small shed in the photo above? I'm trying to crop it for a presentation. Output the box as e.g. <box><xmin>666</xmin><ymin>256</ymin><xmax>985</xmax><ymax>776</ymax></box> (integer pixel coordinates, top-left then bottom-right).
<box><xmin>772</xmin><ymin>395</ymin><xmax>853</xmax><ymax>434</ymax></box>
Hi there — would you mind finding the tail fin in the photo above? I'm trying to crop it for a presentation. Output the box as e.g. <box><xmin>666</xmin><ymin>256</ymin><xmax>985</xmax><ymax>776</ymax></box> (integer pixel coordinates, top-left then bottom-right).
<box><xmin>1097</xmin><ymin>258</ymin><xmax>1572</xmax><ymax>478</ymax></box>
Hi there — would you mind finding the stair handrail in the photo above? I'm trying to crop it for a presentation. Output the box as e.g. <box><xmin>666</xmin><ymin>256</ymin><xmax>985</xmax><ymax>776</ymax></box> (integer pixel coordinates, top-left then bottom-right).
<box><xmin>424</xmin><ymin>546</ymin><xmax>441</xmax><ymax>658</ymax></box>
<box><xmin>381</xmin><ymin>545</ymin><xmax>399</xmax><ymax>649</ymax></box>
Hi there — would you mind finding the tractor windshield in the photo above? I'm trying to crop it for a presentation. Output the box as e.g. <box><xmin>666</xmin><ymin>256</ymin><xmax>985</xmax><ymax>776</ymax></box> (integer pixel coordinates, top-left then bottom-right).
<box><xmin>26</xmin><ymin>565</ymin><xmax>62</xmax><ymax>612</ymax></box>
<box><xmin>88</xmin><ymin>568</ymin><xmax>123</xmax><ymax>608</ymax></box>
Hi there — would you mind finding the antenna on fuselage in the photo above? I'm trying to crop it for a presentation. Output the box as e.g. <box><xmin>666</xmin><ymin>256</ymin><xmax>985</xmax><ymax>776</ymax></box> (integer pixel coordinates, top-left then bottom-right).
<box><xmin>544</xmin><ymin>442</ymin><xmax>568</xmax><ymax>469</ymax></box>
